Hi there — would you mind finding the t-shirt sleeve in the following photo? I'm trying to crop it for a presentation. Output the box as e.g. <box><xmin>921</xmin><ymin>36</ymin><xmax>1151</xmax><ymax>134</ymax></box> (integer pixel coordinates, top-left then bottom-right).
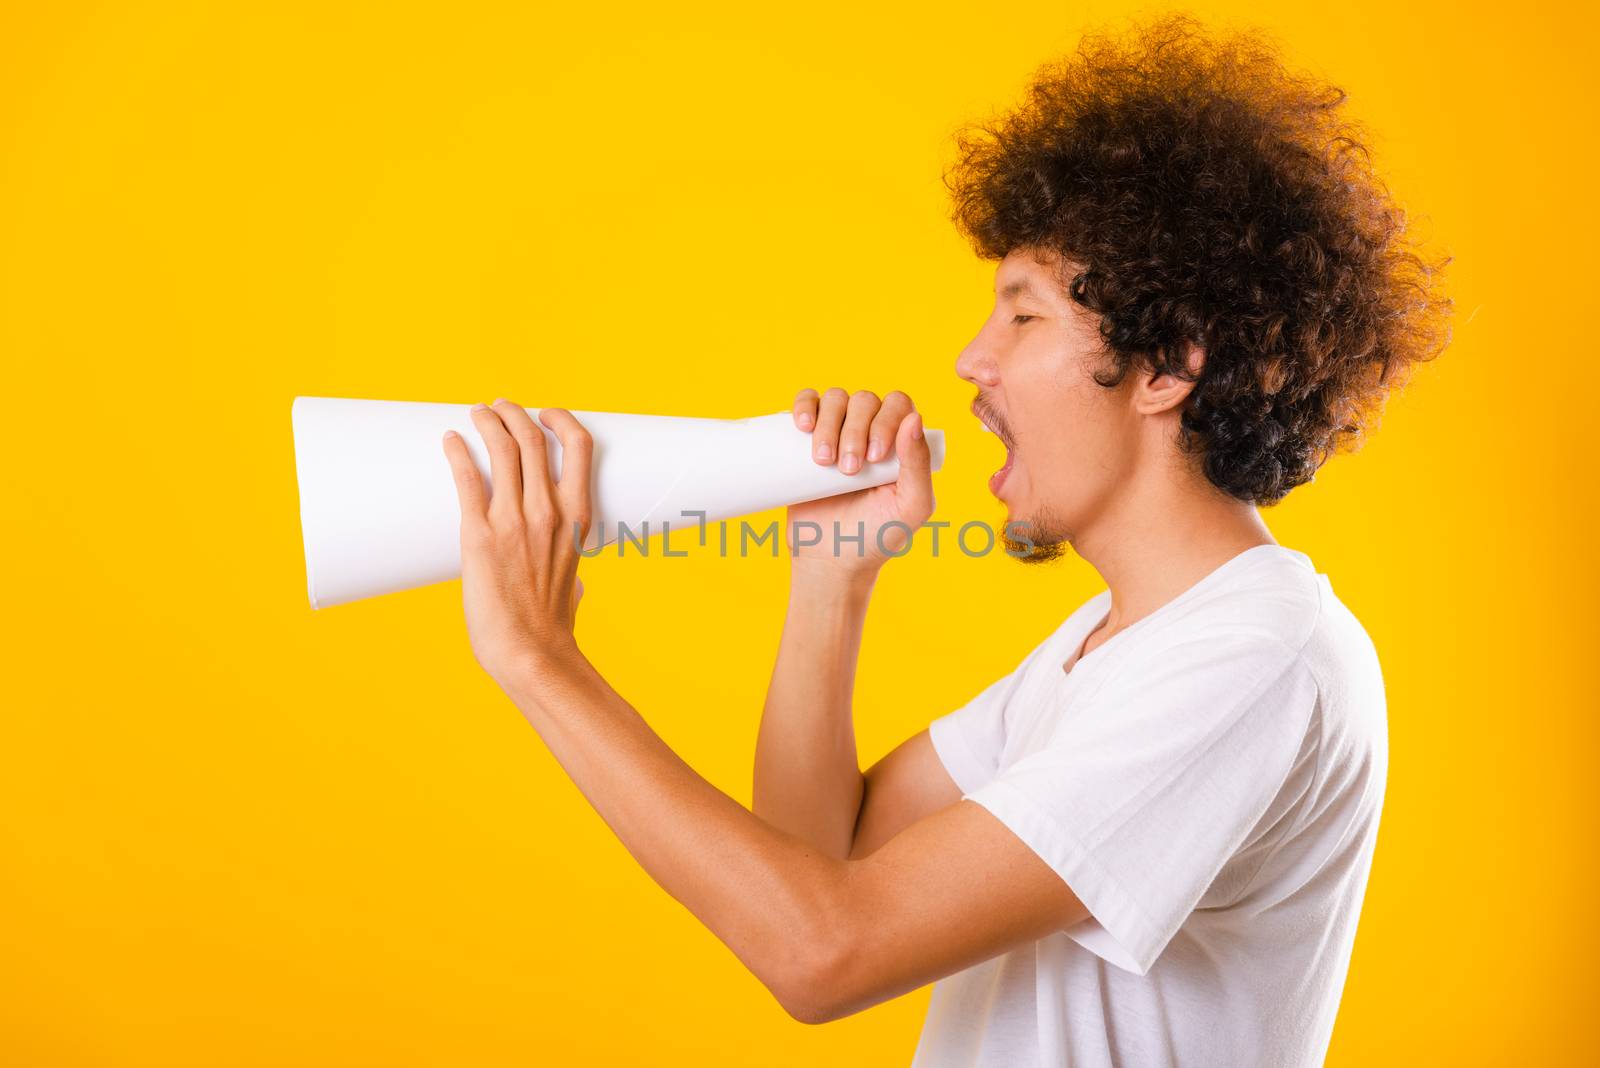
<box><xmin>926</xmin><ymin>670</ymin><xmax>1015</xmax><ymax>795</ymax></box>
<box><xmin>925</xmin><ymin>628</ymin><xmax>1074</xmax><ymax>795</ymax></box>
<box><xmin>960</xmin><ymin>632</ymin><xmax>1319</xmax><ymax>976</ymax></box>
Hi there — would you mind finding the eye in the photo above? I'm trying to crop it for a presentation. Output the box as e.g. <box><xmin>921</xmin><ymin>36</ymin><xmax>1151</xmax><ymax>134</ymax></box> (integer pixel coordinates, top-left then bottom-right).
<box><xmin>1011</xmin><ymin>314</ymin><xmax>1036</xmax><ymax>325</ymax></box>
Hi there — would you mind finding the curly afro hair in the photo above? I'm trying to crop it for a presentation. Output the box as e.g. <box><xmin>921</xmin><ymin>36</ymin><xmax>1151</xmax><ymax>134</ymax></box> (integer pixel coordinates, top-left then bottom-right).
<box><xmin>946</xmin><ymin>13</ymin><xmax>1453</xmax><ymax>505</ymax></box>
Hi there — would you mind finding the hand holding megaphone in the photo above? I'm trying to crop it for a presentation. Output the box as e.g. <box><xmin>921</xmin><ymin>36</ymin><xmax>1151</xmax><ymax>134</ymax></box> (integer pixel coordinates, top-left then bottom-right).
<box><xmin>782</xmin><ymin>387</ymin><xmax>938</xmax><ymax>574</ymax></box>
<box><xmin>440</xmin><ymin>401</ymin><xmax>594</xmax><ymax>686</ymax></box>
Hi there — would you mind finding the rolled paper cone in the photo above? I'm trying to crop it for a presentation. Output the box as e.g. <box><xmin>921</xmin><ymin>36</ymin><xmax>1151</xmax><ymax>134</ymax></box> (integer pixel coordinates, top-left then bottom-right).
<box><xmin>291</xmin><ymin>397</ymin><xmax>947</xmax><ymax>609</ymax></box>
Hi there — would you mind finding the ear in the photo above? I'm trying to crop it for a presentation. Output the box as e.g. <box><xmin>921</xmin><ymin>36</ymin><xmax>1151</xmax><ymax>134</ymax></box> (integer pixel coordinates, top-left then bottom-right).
<box><xmin>1132</xmin><ymin>341</ymin><xmax>1205</xmax><ymax>416</ymax></box>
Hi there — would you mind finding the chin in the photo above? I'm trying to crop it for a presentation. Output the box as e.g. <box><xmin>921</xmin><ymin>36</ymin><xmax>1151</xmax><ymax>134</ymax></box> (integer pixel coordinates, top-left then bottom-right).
<box><xmin>1000</xmin><ymin>499</ymin><xmax>1075</xmax><ymax>566</ymax></box>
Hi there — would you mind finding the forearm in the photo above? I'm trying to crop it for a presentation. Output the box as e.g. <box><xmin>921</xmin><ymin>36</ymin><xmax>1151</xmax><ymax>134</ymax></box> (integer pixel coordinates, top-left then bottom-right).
<box><xmin>504</xmin><ymin>645</ymin><xmax>849</xmax><ymax>1012</ymax></box>
<box><xmin>752</xmin><ymin>563</ymin><xmax>877</xmax><ymax>858</ymax></box>
<box><xmin>438</xmin><ymin>391</ymin><xmax>942</xmax><ymax>1023</ymax></box>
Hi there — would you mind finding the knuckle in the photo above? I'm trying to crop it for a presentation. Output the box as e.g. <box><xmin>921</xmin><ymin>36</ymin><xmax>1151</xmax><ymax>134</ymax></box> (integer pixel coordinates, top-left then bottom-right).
<box><xmin>525</xmin><ymin>487</ymin><xmax>556</xmax><ymax>515</ymax></box>
<box><xmin>529</xmin><ymin>505</ymin><xmax>557</xmax><ymax>533</ymax></box>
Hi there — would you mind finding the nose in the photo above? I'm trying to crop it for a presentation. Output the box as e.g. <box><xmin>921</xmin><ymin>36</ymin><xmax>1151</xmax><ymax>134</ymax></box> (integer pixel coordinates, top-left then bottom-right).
<box><xmin>956</xmin><ymin>332</ymin><xmax>1001</xmax><ymax>388</ymax></box>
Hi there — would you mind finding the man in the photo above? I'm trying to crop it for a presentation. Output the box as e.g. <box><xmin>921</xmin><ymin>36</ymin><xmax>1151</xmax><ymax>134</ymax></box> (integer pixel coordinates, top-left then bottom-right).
<box><xmin>438</xmin><ymin>13</ymin><xmax>1450</xmax><ymax>1067</ymax></box>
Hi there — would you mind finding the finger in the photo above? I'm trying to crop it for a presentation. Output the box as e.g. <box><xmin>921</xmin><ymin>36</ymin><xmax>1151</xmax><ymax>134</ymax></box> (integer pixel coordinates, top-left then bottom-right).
<box><xmin>492</xmin><ymin>398</ymin><xmax>557</xmax><ymax>521</ymax></box>
<box><xmin>892</xmin><ymin>411</ymin><xmax>935</xmax><ymax>520</ymax></box>
<box><xmin>838</xmin><ymin>389</ymin><xmax>882</xmax><ymax>474</ymax></box>
<box><xmin>793</xmin><ymin>388</ymin><xmax>819</xmax><ymax>431</ymax></box>
<box><xmin>470</xmin><ymin>402</ymin><xmax>522</xmax><ymax>521</ymax></box>
<box><xmin>867</xmin><ymin>390</ymin><xmax>914</xmax><ymax>464</ymax></box>
<box><xmin>537</xmin><ymin>407</ymin><xmax>595</xmax><ymax>542</ymax></box>
<box><xmin>811</xmin><ymin>387</ymin><xmax>849</xmax><ymax>465</ymax></box>
<box><xmin>442</xmin><ymin>429</ymin><xmax>489</xmax><ymax>522</ymax></box>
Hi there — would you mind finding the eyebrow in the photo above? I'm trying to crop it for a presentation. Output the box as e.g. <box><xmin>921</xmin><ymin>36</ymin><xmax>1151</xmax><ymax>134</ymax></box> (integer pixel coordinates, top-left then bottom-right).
<box><xmin>997</xmin><ymin>278</ymin><xmax>1043</xmax><ymax>301</ymax></box>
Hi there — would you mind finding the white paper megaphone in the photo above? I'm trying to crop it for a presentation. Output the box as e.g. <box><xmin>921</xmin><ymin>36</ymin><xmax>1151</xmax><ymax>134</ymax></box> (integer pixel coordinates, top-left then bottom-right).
<box><xmin>291</xmin><ymin>397</ymin><xmax>947</xmax><ymax>609</ymax></box>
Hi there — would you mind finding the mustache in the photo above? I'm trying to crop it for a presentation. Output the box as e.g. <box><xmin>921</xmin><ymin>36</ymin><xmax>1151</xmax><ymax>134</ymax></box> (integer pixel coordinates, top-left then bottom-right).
<box><xmin>971</xmin><ymin>393</ymin><xmax>1017</xmax><ymax>450</ymax></box>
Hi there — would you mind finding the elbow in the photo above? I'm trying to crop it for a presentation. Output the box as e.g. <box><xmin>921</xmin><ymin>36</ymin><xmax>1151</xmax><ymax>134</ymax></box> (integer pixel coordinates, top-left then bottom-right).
<box><xmin>776</xmin><ymin>991</ymin><xmax>833</xmax><ymax>1027</ymax></box>
<box><xmin>768</xmin><ymin>923</ymin><xmax>859</xmax><ymax>1025</ymax></box>
<box><xmin>772</xmin><ymin>956</ymin><xmax>849</xmax><ymax>1025</ymax></box>
<box><xmin>784</xmin><ymin>1001</ymin><xmax>845</xmax><ymax>1027</ymax></box>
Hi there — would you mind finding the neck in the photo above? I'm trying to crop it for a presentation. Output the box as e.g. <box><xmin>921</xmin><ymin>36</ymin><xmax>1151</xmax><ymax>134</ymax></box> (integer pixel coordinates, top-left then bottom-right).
<box><xmin>1071</xmin><ymin>457</ymin><xmax>1276</xmax><ymax>638</ymax></box>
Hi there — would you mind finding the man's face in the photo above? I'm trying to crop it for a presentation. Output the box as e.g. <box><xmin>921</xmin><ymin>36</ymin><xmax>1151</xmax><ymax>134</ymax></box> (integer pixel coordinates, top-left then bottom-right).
<box><xmin>957</xmin><ymin>247</ymin><xmax>1140</xmax><ymax>560</ymax></box>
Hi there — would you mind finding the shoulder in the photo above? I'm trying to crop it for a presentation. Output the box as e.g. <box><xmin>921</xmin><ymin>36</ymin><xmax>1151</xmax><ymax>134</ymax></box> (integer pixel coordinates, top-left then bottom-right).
<box><xmin>1183</xmin><ymin>546</ymin><xmax>1386</xmax><ymax>721</ymax></box>
<box><xmin>1090</xmin><ymin>547</ymin><xmax>1324</xmax><ymax>700</ymax></box>
<box><xmin>1154</xmin><ymin>545</ymin><xmax>1325</xmax><ymax>652</ymax></box>
<box><xmin>1080</xmin><ymin>546</ymin><xmax>1382</xmax><ymax>743</ymax></box>
<box><xmin>1119</xmin><ymin>545</ymin><xmax>1387</xmax><ymax>771</ymax></box>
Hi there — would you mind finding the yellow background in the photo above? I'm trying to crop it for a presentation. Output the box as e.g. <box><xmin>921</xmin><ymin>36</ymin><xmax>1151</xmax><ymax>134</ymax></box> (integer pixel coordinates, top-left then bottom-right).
<box><xmin>3</xmin><ymin>1</ymin><xmax>1594</xmax><ymax>1064</ymax></box>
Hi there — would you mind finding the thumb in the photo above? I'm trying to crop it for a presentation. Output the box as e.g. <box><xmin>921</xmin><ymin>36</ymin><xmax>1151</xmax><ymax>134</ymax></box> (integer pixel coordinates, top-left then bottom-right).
<box><xmin>892</xmin><ymin>411</ymin><xmax>935</xmax><ymax>521</ymax></box>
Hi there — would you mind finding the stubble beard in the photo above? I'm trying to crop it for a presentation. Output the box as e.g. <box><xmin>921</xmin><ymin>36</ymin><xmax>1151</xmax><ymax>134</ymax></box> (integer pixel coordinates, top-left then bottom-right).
<box><xmin>1001</xmin><ymin>501</ymin><xmax>1075</xmax><ymax>566</ymax></box>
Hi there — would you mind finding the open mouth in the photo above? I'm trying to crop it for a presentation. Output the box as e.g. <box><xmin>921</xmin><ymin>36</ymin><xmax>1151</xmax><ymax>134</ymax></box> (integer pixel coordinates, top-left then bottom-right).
<box><xmin>989</xmin><ymin>447</ymin><xmax>1015</xmax><ymax>496</ymax></box>
<box><xmin>972</xmin><ymin>397</ymin><xmax>1015</xmax><ymax>497</ymax></box>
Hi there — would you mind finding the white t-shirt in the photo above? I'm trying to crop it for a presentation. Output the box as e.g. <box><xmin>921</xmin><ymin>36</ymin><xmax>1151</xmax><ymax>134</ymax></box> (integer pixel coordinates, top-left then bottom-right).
<box><xmin>913</xmin><ymin>545</ymin><xmax>1387</xmax><ymax>1068</ymax></box>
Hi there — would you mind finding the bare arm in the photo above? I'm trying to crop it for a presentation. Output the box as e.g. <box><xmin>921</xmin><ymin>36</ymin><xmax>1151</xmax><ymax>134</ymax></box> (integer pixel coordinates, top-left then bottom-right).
<box><xmin>752</xmin><ymin>386</ymin><xmax>944</xmax><ymax>859</ymax></box>
<box><xmin>849</xmin><ymin>728</ymin><xmax>961</xmax><ymax>858</ymax></box>
<box><xmin>442</xmin><ymin>398</ymin><xmax>1088</xmax><ymax>1025</ymax></box>
<box><xmin>508</xmin><ymin>641</ymin><xmax>1084</xmax><ymax>1024</ymax></box>
<box><xmin>751</xmin><ymin>565</ymin><xmax>875</xmax><ymax>858</ymax></box>
<box><xmin>754</xmin><ymin>576</ymin><xmax>961</xmax><ymax>860</ymax></box>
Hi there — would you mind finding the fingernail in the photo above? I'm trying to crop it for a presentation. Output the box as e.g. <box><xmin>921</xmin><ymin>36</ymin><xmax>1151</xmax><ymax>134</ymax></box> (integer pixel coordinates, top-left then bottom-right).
<box><xmin>866</xmin><ymin>440</ymin><xmax>885</xmax><ymax>462</ymax></box>
<box><xmin>443</xmin><ymin>430</ymin><xmax>459</xmax><ymax>440</ymax></box>
<box><xmin>491</xmin><ymin>397</ymin><xmax>507</xmax><ymax>406</ymax></box>
<box><xmin>841</xmin><ymin>452</ymin><xmax>859</xmax><ymax>474</ymax></box>
<box><xmin>472</xmin><ymin>403</ymin><xmax>489</xmax><ymax>412</ymax></box>
<box><xmin>816</xmin><ymin>442</ymin><xmax>833</xmax><ymax>461</ymax></box>
<box><xmin>798</xmin><ymin>413</ymin><xmax>813</xmax><ymax>429</ymax></box>
<box><xmin>911</xmin><ymin>414</ymin><xmax>924</xmax><ymax>441</ymax></box>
